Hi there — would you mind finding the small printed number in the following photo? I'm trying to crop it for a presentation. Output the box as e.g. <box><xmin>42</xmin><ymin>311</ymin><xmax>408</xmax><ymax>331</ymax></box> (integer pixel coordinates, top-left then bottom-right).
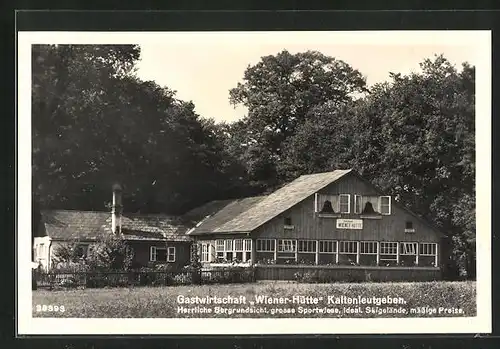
<box><xmin>35</xmin><ymin>304</ymin><xmax>65</xmax><ymax>313</ymax></box>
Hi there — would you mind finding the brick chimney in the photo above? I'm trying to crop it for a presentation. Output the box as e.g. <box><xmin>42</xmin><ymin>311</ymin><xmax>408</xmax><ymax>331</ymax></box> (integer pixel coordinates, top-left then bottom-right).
<box><xmin>111</xmin><ymin>183</ymin><xmax>123</xmax><ymax>234</ymax></box>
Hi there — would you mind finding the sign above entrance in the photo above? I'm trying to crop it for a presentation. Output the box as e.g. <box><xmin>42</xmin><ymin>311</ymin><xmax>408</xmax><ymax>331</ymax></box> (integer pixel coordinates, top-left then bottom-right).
<box><xmin>336</xmin><ymin>219</ymin><xmax>363</xmax><ymax>230</ymax></box>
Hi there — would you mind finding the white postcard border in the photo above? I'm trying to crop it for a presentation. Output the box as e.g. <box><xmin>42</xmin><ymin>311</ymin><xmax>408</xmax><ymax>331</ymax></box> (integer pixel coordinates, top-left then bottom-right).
<box><xmin>17</xmin><ymin>30</ymin><xmax>492</xmax><ymax>335</ymax></box>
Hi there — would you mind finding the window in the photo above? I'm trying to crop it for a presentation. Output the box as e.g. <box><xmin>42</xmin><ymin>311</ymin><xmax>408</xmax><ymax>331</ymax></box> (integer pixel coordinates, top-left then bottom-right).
<box><xmin>319</xmin><ymin>240</ymin><xmax>337</xmax><ymax>253</ymax></box>
<box><xmin>216</xmin><ymin>240</ymin><xmax>224</xmax><ymax>251</ymax></box>
<box><xmin>278</xmin><ymin>239</ymin><xmax>296</xmax><ymax>252</ymax></box>
<box><xmin>224</xmin><ymin>240</ymin><xmax>233</xmax><ymax>251</ymax></box>
<box><xmin>201</xmin><ymin>244</ymin><xmax>209</xmax><ymax>262</ymax></box>
<box><xmin>401</xmin><ymin>242</ymin><xmax>417</xmax><ymax>255</ymax></box>
<box><xmin>400</xmin><ymin>242</ymin><xmax>418</xmax><ymax>266</ymax></box>
<box><xmin>284</xmin><ymin>217</ymin><xmax>292</xmax><ymax>226</ymax></box>
<box><xmin>256</xmin><ymin>239</ymin><xmax>275</xmax><ymax>252</ymax></box>
<box><xmin>419</xmin><ymin>243</ymin><xmax>438</xmax><ymax>267</ymax></box>
<box><xmin>380</xmin><ymin>242</ymin><xmax>398</xmax><ymax>261</ymax></box>
<box><xmin>216</xmin><ymin>240</ymin><xmax>225</xmax><ymax>258</ymax></box>
<box><xmin>361</xmin><ymin>196</ymin><xmax>380</xmax><ymax>214</ymax></box>
<box><xmin>338</xmin><ymin>241</ymin><xmax>357</xmax><ymax>265</ymax></box>
<box><xmin>339</xmin><ymin>241</ymin><xmax>358</xmax><ymax>254</ymax></box>
<box><xmin>380</xmin><ymin>242</ymin><xmax>397</xmax><ymax>254</ymax></box>
<box><xmin>339</xmin><ymin>194</ymin><xmax>350</xmax><ymax>213</ymax></box>
<box><xmin>234</xmin><ymin>239</ymin><xmax>243</xmax><ymax>251</ymax></box>
<box><xmin>354</xmin><ymin>195</ymin><xmax>363</xmax><ymax>214</ymax></box>
<box><xmin>315</xmin><ymin>194</ymin><xmax>339</xmax><ymax>213</ymax></box>
<box><xmin>150</xmin><ymin>246</ymin><xmax>157</xmax><ymax>261</ymax></box>
<box><xmin>360</xmin><ymin>241</ymin><xmax>378</xmax><ymax>254</ymax></box>
<box><xmin>150</xmin><ymin>246</ymin><xmax>176</xmax><ymax>262</ymax></box>
<box><xmin>214</xmin><ymin>239</ymin><xmax>251</xmax><ymax>262</ymax></box>
<box><xmin>379</xmin><ymin>196</ymin><xmax>391</xmax><ymax>215</ymax></box>
<box><xmin>359</xmin><ymin>241</ymin><xmax>378</xmax><ymax>266</ymax></box>
<box><xmin>167</xmin><ymin>247</ymin><xmax>176</xmax><ymax>262</ymax></box>
<box><xmin>419</xmin><ymin>243</ymin><xmax>437</xmax><ymax>256</ymax></box>
<box><xmin>298</xmin><ymin>240</ymin><xmax>316</xmax><ymax>253</ymax></box>
<box><xmin>405</xmin><ymin>221</ymin><xmax>415</xmax><ymax>233</ymax></box>
<box><xmin>321</xmin><ymin>200</ymin><xmax>335</xmax><ymax>213</ymax></box>
<box><xmin>244</xmin><ymin>239</ymin><xmax>252</xmax><ymax>261</ymax></box>
<box><xmin>244</xmin><ymin>239</ymin><xmax>252</xmax><ymax>251</ymax></box>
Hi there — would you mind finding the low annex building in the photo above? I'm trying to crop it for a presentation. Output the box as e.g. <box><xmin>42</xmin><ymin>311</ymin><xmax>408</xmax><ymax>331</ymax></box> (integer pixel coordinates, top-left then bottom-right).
<box><xmin>183</xmin><ymin>169</ymin><xmax>444</xmax><ymax>277</ymax></box>
<box><xmin>33</xmin><ymin>186</ymin><xmax>191</xmax><ymax>270</ymax></box>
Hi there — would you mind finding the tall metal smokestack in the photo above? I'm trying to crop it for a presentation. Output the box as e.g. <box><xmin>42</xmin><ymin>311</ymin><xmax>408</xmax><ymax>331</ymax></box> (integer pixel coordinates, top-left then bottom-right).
<box><xmin>111</xmin><ymin>183</ymin><xmax>123</xmax><ymax>234</ymax></box>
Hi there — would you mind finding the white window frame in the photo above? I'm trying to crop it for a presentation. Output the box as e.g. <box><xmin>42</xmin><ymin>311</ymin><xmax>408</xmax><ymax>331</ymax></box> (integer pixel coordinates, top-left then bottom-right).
<box><xmin>319</xmin><ymin>240</ymin><xmax>337</xmax><ymax>254</ymax></box>
<box><xmin>256</xmin><ymin>239</ymin><xmax>275</xmax><ymax>252</ymax></box>
<box><xmin>338</xmin><ymin>194</ymin><xmax>351</xmax><ymax>214</ymax></box>
<box><xmin>380</xmin><ymin>242</ymin><xmax>398</xmax><ymax>261</ymax></box>
<box><xmin>150</xmin><ymin>246</ymin><xmax>157</xmax><ymax>262</ymax></box>
<box><xmin>379</xmin><ymin>196</ymin><xmax>391</xmax><ymax>215</ymax></box>
<box><xmin>201</xmin><ymin>244</ymin><xmax>209</xmax><ymax>262</ymax></box>
<box><xmin>298</xmin><ymin>240</ymin><xmax>317</xmax><ymax>253</ymax></box>
<box><xmin>150</xmin><ymin>246</ymin><xmax>176</xmax><ymax>262</ymax></box>
<box><xmin>401</xmin><ymin>242</ymin><xmax>418</xmax><ymax>255</ymax></box>
<box><xmin>360</xmin><ymin>241</ymin><xmax>378</xmax><ymax>254</ymax></box>
<box><xmin>216</xmin><ymin>240</ymin><xmax>224</xmax><ymax>252</ymax></box>
<box><xmin>224</xmin><ymin>240</ymin><xmax>234</xmax><ymax>252</ymax></box>
<box><xmin>419</xmin><ymin>243</ymin><xmax>437</xmax><ymax>256</ymax></box>
<box><xmin>354</xmin><ymin>195</ymin><xmax>362</xmax><ymax>214</ymax></box>
<box><xmin>234</xmin><ymin>239</ymin><xmax>243</xmax><ymax>251</ymax></box>
<box><xmin>339</xmin><ymin>241</ymin><xmax>358</xmax><ymax>254</ymax></box>
<box><xmin>278</xmin><ymin>239</ymin><xmax>296</xmax><ymax>253</ymax></box>
<box><xmin>167</xmin><ymin>247</ymin><xmax>176</xmax><ymax>262</ymax></box>
<box><xmin>243</xmin><ymin>239</ymin><xmax>252</xmax><ymax>252</ymax></box>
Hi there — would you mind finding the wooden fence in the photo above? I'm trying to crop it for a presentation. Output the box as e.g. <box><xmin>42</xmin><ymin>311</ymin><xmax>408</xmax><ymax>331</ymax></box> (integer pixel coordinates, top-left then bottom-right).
<box><xmin>254</xmin><ymin>264</ymin><xmax>441</xmax><ymax>282</ymax></box>
<box><xmin>35</xmin><ymin>267</ymin><xmax>256</xmax><ymax>289</ymax></box>
<box><xmin>35</xmin><ymin>264</ymin><xmax>442</xmax><ymax>289</ymax></box>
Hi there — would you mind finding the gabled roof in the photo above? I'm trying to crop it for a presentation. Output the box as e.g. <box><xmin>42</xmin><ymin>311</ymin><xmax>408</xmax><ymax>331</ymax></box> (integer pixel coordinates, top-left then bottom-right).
<box><xmin>184</xmin><ymin>196</ymin><xmax>266</xmax><ymax>235</ymax></box>
<box><xmin>187</xmin><ymin>170</ymin><xmax>352</xmax><ymax>234</ymax></box>
<box><xmin>39</xmin><ymin>210</ymin><xmax>191</xmax><ymax>242</ymax></box>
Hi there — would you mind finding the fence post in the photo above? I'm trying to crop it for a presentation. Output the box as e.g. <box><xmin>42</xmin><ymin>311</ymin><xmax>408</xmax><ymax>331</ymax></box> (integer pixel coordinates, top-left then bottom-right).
<box><xmin>32</xmin><ymin>268</ymin><xmax>37</xmax><ymax>290</ymax></box>
<box><xmin>191</xmin><ymin>269</ymin><xmax>201</xmax><ymax>285</ymax></box>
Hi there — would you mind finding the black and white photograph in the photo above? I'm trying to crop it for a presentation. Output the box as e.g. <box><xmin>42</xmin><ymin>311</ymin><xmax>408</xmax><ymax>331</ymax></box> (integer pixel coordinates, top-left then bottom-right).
<box><xmin>17</xmin><ymin>30</ymin><xmax>491</xmax><ymax>335</ymax></box>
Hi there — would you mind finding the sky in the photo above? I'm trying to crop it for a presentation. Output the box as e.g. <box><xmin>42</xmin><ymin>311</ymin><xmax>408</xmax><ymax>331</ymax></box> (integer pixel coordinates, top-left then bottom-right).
<box><xmin>133</xmin><ymin>31</ymin><xmax>482</xmax><ymax>123</ymax></box>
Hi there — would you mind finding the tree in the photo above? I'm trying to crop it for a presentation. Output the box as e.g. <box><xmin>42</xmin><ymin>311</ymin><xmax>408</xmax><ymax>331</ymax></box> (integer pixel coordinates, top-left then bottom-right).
<box><xmin>32</xmin><ymin>45</ymin><xmax>240</xmax><ymax>216</ymax></box>
<box><xmin>229</xmin><ymin>50</ymin><xmax>368</xmax><ymax>185</ymax></box>
<box><xmin>32</xmin><ymin>44</ymin><xmax>142</xmax><ymax>210</ymax></box>
<box><xmin>278</xmin><ymin>101</ymin><xmax>360</xmax><ymax>181</ymax></box>
<box><xmin>279</xmin><ymin>55</ymin><xmax>475</xmax><ymax>278</ymax></box>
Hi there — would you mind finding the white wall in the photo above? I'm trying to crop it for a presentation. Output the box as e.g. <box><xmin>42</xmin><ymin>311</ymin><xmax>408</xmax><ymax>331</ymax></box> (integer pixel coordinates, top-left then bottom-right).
<box><xmin>33</xmin><ymin>236</ymin><xmax>51</xmax><ymax>270</ymax></box>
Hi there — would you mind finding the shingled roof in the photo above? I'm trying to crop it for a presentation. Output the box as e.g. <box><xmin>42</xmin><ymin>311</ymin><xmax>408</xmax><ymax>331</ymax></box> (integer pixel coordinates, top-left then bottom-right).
<box><xmin>186</xmin><ymin>169</ymin><xmax>352</xmax><ymax>234</ymax></box>
<box><xmin>40</xmin><ymin>210</ymin><xmax>191</xmax><ymax>242</ymax></box>
<box><xmin>184</xmin><ymin>196</ymin><xmax>266</xmax><ymax>235</ymax></box>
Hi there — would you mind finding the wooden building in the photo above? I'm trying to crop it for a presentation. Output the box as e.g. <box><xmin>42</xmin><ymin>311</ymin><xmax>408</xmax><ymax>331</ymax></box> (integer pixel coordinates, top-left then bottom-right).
<box><xmin>33</xmin><ymin>186</ymin><xmax>191</xmax><ymax>271</ymax></box>
<box><xmin>184</xmin><ymin>169</ymin><xmax>444</xmax><ymax>281</ymax></box>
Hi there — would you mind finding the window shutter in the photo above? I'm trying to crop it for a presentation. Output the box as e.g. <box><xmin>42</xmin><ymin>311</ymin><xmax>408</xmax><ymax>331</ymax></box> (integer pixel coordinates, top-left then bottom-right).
<box><xmin>210</xmin><ymin>244</ymin><xmax>216</xmax><ymax>262</ymax></box>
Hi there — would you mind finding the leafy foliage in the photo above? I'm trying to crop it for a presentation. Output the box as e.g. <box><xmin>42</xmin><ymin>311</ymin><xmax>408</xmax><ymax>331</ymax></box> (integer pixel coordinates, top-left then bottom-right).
<box><xmin>228</xmin><ymin>50</ymin><xmax>368</xmax><ymax>185</ymax></box>
<box><xmin>229</xmin><ymin>53</ymin><xmax>476</xmax><ymax>279</ymax></box>
<box><xmin>32</xmin><ymin>45</ymin><xmax>234</xmax><ymax>214</ymax></box>
<box><xmin>85</xmin><ymin>234</ymin><xmax>134</xmax><ymax>271</ymax></box>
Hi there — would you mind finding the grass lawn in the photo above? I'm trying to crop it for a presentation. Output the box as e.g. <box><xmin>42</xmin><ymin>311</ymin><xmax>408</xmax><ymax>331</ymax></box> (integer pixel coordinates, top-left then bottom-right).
<box><xmin>32</xmin><ymin>280</ymin><xmax>476</xmax><ymax>318</ymax></box>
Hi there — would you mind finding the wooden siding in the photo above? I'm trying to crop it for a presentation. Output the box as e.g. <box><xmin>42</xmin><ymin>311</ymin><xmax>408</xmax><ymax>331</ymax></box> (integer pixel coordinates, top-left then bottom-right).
<box><xmin>255</xmin><ymin>265</ymin><xmax>441</xmax><ymax>282</ymax></box>
<box><xmin>254</xmin><ymin>172</ymin><xmax>441</xmax><ymax>243</ymax></box>
<box><xmin>128</xmin><ymin>241</ymin><xmax>191</xmax><ymax>269</ymax></box>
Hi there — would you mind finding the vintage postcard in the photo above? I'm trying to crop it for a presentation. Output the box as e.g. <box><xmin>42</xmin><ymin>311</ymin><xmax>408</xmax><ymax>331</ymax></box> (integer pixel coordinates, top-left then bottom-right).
<box><xmin>17</xmin><ymin>30</ymin><xmax>491</xmax><ymax>335</ymax></box>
